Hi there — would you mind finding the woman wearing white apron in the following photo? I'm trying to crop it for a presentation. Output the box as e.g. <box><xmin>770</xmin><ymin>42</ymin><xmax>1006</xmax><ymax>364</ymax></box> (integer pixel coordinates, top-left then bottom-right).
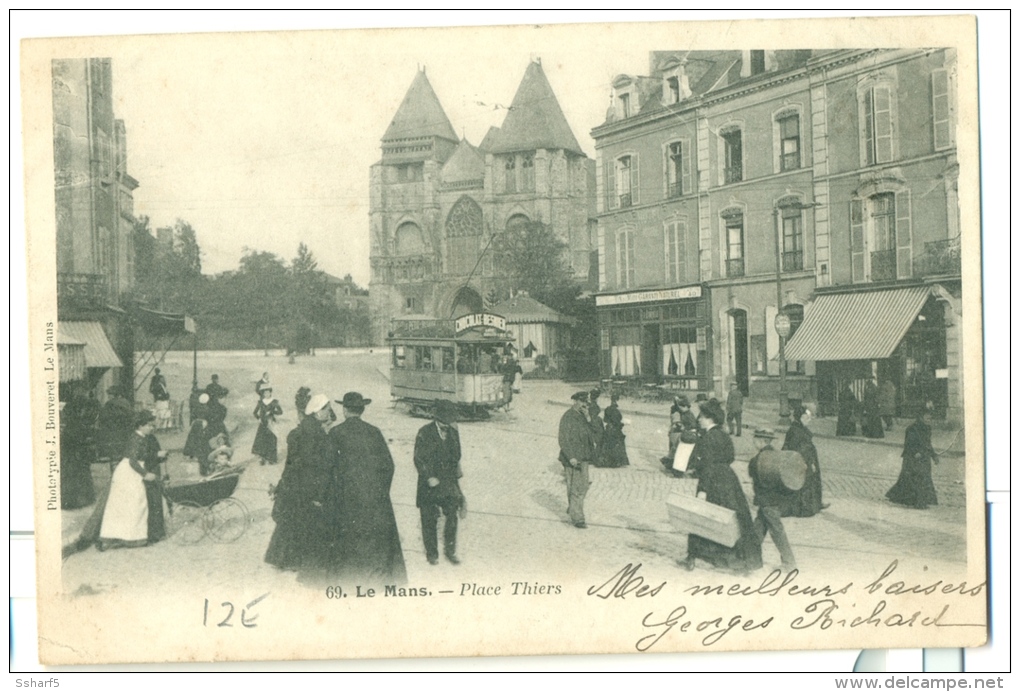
<box><xmin>99</xmin><ymin>411</ymin><xmax>158</xmax><ymax>550</ymax></box>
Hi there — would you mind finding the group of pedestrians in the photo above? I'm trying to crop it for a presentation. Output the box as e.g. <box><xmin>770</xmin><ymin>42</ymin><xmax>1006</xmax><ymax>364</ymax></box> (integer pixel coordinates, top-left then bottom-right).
<box><xmin>265</xmin><ymin>391</ymin><xmax>466</xmax><ymax>585</ymax></box>
<box><xmin>183</xmin><ymin>374</ymin><xmax>232</xmax><ymax>475</ymax></box>
<box><xmin>837</xmin><ymin>377</ymin><xmax>898</xmax><ymax>439</ymax></box>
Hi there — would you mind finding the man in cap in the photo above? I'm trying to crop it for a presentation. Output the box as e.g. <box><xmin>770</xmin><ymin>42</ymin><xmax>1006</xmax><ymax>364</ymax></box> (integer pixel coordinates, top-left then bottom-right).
<box><xmin>558</xmin><ymin>391</ymin><xmax>596</xmax><ymax>528</ymax></box>
<box><xmin>413</xmin><ymin>399</ymin><xmax>464</xmax><ymax>565</ymax></box>
<box><xmin>329</xmin><ymin>392</ymin><xmax>407</xmax><ymax>584</ymax></box>
<box><xmin>205</xmin><ymin>374</ymin><xmax>229</xmax><ymax>402</ymax></box>
<box><xmin>747</xmin><ymin>428</ymin><xmax>797</xmax><ymax>570</ymax></box>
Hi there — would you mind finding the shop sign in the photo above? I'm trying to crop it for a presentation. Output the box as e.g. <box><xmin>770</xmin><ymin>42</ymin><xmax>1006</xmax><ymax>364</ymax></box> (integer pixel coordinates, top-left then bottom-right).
<box><xmin>454</xmin><ymin>313</ymin><xmax>506</xmax><ymax>334</ymax></box>
<box><xmin>595</xmin><ymin>285</ymin><xmax>702</xmax><ymax>307</ymax></box>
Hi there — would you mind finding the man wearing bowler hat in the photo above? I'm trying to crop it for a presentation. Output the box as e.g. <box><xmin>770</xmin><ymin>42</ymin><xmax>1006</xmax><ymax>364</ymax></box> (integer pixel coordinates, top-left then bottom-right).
<box><xmin>413</xmin><ymin>399</ymin><xmax>464</xmax><ymax>565</ymax></box>
<box><xmin>748</xmin><ymin>428</ymin><xmax>797</xmax><ymax>570</ymax></box>
<box><xmin>558</xmin><ymin>391</ymin><xmax>596</xmax><ymax>528</ymax></box>
<box><xmin>329</xmin><ymin>392</ymin><xmax>407</xmax><ymax>584</ymax></box>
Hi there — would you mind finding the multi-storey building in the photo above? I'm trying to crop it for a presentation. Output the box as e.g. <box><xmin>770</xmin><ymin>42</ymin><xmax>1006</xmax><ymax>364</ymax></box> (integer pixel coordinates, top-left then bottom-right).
<box><xmin>53</xmin><ymin>58</ymin><xmax>140</xmax><ymax>398</ymax></box>
<box><xmin>368</xmin><ymin>61</ymin><xmax>595</xmax><ymax>345</ymax></box>
<box><xmin>592</xmin><ymin>49</ymin><xmax>962</xmax><ymax>423</ymax></box>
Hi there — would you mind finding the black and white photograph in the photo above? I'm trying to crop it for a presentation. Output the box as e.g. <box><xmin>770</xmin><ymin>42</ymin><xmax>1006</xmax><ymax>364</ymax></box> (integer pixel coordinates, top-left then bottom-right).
<box><xmin>18</xmin><ymin>14</ymin><xmax>991</xmax><ymax>668</ymax></box>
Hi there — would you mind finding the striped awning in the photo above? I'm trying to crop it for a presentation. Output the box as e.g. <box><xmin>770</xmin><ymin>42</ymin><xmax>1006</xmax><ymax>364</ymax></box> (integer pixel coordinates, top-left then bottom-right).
<box><xmin>784</xmin><ymin>286</ymin><xmax>932</xmax><ymax>362</ymax></box>
<box><xmin>58</xmin><ymin>321</ymin><xmax>123</xmax><ymax>369</ymax></box>
<box><xmin>57</xmin><ymin>327</ymin><xmax>87</xmax><ymax>382</ymax></box>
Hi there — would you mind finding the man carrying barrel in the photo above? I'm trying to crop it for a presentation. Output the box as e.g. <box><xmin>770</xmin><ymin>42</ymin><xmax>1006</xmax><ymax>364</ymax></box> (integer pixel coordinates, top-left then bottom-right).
<box><xmin>747</xmin><ymin>428</ymin><xmax>797</xmax><ymax>571</ymax></box>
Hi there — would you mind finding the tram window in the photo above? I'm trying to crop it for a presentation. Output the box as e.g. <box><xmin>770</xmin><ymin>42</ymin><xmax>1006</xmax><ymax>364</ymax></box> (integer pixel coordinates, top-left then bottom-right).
<box><xmin>405</xmin><ymin>347</ymin><xmax>418</xmax><ymax>370</ymax></box>
<box><xmin>441</xmin><ymin>347</ymin><xmax>455</xmax><ymax>372</ymax></box>
<box><xmin>393</xmin><ymin>346</ymin><xmax>406</xmax><ymax>369</ymax></box>
<box><xmin>418</xmin><ymin>346</ymin><xmax>433</xmax><ymax>371</ymax></box>
<box><xmin>457</xmin><ymin>345</ymin><xmax>476</xmax><ymax>374</ymax></box>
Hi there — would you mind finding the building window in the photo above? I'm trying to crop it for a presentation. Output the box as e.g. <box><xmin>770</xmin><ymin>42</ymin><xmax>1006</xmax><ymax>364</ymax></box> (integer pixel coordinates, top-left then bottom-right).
<box><xmin>850</xmin><ymin>189</ymin><xmax>912</xmax><ymax>283</ymax></box>
<box><xmin>861</xmin><ymin>83</ymin><xmax>895</xmax><ymax>165</ymax></box>
<box><xmin>504</xmin><ymin>156</ymin><xmax>517</xmax><ymax>193</ymax></box>
<box><xmin>749</xmin><ymin>50</ymin><xmax>766</xmax><ymax>75</ymax></box>
<box><xmin>666</xmin><ymin>76</ymin><xmax>680</xmax><ymax>104</ymax></box>
<box><xmin>394</xmin><ymin>221</ymin><xmax>425</xmax><ymax>255</ymax></box>
<box><xmin>619</xmin><ymin>93</ymin><xmax>631</xmax><ymax>118</ymax></box>
<box><xmin>932</xmin><ymin>68</ymin><xmax>954</xmax><ymax>150</ymax></box>
<box><xmin>666</xmin><ymin>141</ymin><xmax>688</xmax><ymax>198</ymax></box>
<box><xmin>721</xmin><ymin>128</ymin><xmax>743</xmax><ymax>184</ymax></box>
<box><xmin>724</xmin><ymin>213</ymin><xmax>744</xmax><ymax>278</ymax></box>
<box><xmin>615</xmin><ymin>154</ymin><xmax>637</xmax><ymax>207</ymax></box>
<box><xmin>778</xmin><ymin>113</ymin><xmax>801</xmax><ymax>171</ymax></box>
<box><xmin>521</xmin><ymin>152</ymin><xmax>535</xmax><ymax>191</ymax></box>
<box><xmin>781</xmin><ymin>206</ymin><xmax>803</xmax><ymax>272</ymax></box>
<box><xmin>616</xmin><ymin>229</ymin><xmax>635</xmax><ymax>288</ymax></box>
<box><xmin>404</xmin><ymin>296</ymin><xmax>418</xmax><ymax>313</ymax></box>
<box><xmin>664</xmin><ymin>219</ymin><xmax>686</xmax><ymax>285</ymax></box>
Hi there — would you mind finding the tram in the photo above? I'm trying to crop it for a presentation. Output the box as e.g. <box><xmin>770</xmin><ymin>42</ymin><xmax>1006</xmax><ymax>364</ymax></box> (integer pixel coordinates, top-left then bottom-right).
<box><xmin>387</xmin><ymin>312</ymin><xmax>515</xmax><ymax>420</ymax></box>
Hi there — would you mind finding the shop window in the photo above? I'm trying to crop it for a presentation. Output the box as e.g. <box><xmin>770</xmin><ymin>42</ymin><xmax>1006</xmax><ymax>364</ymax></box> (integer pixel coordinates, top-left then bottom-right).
<box><xmin>662</xmin><ymin>325</ymin><xmax>698</xmax><ymax>377</ymax></box>
<box><xmin>610</xmin><ymin>326</ymin><xmax>642</xmax><ymax>377</ymax></box>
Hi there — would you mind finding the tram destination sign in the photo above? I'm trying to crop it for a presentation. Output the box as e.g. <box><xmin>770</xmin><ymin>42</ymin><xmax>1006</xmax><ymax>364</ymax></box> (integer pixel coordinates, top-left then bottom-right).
<box><xmin>454</xmin><ymin>312</ymin><xmax>507</xmax><ymax>334</ymax></box>
<box><xmin>595</xmin><ymin>285</ymin><xmax>702</xmax><ymax>307</ymax></box>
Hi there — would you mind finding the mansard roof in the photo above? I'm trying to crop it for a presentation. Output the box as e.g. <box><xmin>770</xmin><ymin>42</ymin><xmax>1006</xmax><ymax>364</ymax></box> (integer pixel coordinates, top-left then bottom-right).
<box><xmin>486</xmin><ymin>61</ymin><xmax>584</xmax><ymax>156</ymax></box>
<box><xmin>381</xmin><ymin>69</ymin><xmax>459</xmax><ymax>144</ymax></box>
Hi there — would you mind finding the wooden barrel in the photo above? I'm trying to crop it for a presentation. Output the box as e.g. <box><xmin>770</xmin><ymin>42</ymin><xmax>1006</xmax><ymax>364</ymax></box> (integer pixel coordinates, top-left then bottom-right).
<box><xmin>757</xmin><ymin>449</ymin><xmax>807</xmax><ymax>491</ymax></box>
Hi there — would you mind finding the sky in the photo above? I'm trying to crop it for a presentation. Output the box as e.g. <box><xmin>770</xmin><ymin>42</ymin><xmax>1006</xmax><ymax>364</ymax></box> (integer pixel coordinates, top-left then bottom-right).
<box><xmin>96</xmin><ymin>22</ymin><xmax>652</xmax><ymax>285</ymax></box>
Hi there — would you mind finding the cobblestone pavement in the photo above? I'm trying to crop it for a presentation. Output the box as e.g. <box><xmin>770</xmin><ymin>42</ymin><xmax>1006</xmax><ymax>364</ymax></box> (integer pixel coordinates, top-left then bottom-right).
<box><xmin>60</xmin><ymin>352</ymin><xmax>976</xmax><ymax>598</ymax></box>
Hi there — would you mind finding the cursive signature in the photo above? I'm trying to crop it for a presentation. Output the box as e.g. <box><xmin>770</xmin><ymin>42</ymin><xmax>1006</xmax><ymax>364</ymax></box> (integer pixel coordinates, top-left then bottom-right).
<box><xmin>587</xmin><ymin>563</ymin><xmax>666</xmax><ymax>600</ymax></box>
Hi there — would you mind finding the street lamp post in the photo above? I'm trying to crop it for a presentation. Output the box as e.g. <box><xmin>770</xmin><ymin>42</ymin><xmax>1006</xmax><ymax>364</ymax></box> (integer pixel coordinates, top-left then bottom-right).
<box><xmin>772</xmin><ymin>206</ymin><xmax>791</xmax><ymax>421</ymax></box>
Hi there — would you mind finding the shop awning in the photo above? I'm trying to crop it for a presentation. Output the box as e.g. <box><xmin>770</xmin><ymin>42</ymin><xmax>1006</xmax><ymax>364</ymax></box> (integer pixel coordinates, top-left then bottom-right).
<box><xmin>58</xmin><ymin>321</ymin><xmax>123</xmax><ymax>369</ymax></box>
<box><xmin>56</xmin><ymin>326</ymin><xmax>87</xmax><ymax>382</ymax></box>
<box><xmin>784</xmin><ymin>286</ymin><xmax>932</xmax><ymax>361</ymax></box>
<box><xmin>131</xmin><ymin>306</ymin><xmax>195</xmax><ymax>337</ymax></box>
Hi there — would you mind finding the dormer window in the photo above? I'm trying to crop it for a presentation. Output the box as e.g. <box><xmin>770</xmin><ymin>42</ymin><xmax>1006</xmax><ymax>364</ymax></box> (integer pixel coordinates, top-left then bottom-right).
<box><xmin>619</xmin><ymin>93</ymin><xmax>631</xmax><ymax>118</ymax></box>
<box><xmin>667</xmin><ymin>77</ymin><xmax>680</xmax><ymax>104</ymax></box>
<box><xmin>612</xmin><ymin>75</ymin><xmax>639</xmax><ymax>120</ymax></box>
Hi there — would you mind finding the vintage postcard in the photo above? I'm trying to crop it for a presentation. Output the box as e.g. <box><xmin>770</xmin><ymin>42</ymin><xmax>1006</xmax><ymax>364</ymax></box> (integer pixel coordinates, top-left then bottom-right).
<box><xmin>22</xmin><ymin>15</ymin><xmax>987</xmax><ymax>665</ymax></box>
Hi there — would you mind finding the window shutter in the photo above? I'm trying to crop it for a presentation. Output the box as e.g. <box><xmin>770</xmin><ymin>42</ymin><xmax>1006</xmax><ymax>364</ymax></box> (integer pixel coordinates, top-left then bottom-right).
<box><xmin>874</xmin><ymin>86</ymin><xmax>893</xmax><ymax>163</ymax></box>
<box><xmin>627</xmin><ymin>231</ymin><xmax>636</xmax><ymax>287</ymax></box>
<box><xmin>677</xmin><ymin>218</ymin><xmax>687</xmax><ymax>284</ymax></box>
<box><xmin>850</xmin><ymin>199</ymin><xmax>866</xmax><ymax>282</ymax></box>
<box><xmin>631</xmin><ymin>154</ymin><xmax>640</xmax><ymax>204</ymax></box>
<box><xmin>607</xmin><ymin>159</ymin><xmax>616</xmax><ymax>209</ymax></box>
<box><xmin>615</xmin><ymin>233</ymin><xmax>623</xmax><ymax>286</ymax></box>
<box><xmin>664</xmin><ymin>222</ymin><xmax>674</xmax><ymax>284</ymax></box>
<box><xmin>595</xmin><ymin>158</ymin><xmax>604</xmax><ymax>214</ymax></box>
<box><xmin>932</xmin><ymin>69</ymin><xmax>951</xmax><ymax>150</ymax></box>
<box><xmin>682</xmin><ymin>142</ymin><xmax>692</xmax><ymax>196</ymax></box>
<box><xmin>895</xmin><ymin>188</ymin><xmax>912</xmax><ymax>279</ymax></box>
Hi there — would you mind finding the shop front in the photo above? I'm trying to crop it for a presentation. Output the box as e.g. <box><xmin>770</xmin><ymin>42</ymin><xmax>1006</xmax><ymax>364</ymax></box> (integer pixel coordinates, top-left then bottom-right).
<box><xmin>595</xmin><ymin>285</ymin><xmax>712</xmax><ymax>391</ymax></box>
<box><xmin>785</xmin><ymin>284</ymin><xmax>957</xmax><ymax>420</ymax></box>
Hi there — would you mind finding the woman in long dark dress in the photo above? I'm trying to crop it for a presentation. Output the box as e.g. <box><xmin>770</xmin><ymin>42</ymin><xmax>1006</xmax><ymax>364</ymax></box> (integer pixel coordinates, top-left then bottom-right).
<box><xmin>682</xmin><ymin>399</ymin><xmax>762</xmax><ymax>573</ymax></box>
<box><xmin>860</xmin><ymin>380</ymin><xmax>885</xmax><ymax>439</ymax></box>
<box><xmin>265</xmin><ymin>394</ymin><xmax>337</xmax><ymax>577</ymax></box>
<box><xmin>587</xmin><ymin>388</ymin><xmax>605</xmax><ymax>461</ymax></box>
<box><xmin>886</xmin><ymin>405</ymin><xmax>939</xmax><ymax>509</ymax></box>
<box><xmin>141</xmin><ymin>431</ymin><xmax>168</xmax><ymax>544</ymax></box>
<box><xmin>252</xmin><ymin>386</ymin><xmax>284</xmax><ymax>465</ymax></box>
<box><xmin>836</xmin><ymin>385</ymin><xmax>858</xmax><ymax>437</ymax></box>
<box><xmin>596</xmin><ymin>394</ymin><xmax>629</xmax><ymax>468</ymax></box>
<box><xmin>782</xmin><ymin>405</ymin><xmax>826</xmax><ymax>517</ymax></box>
<box><xmin>60</xmin><ymin>394</ymin><xmax>97</xmax><ymax>509</ymax></box>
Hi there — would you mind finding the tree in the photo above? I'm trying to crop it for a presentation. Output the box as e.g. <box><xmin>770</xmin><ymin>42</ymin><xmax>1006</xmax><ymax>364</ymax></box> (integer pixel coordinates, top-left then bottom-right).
<box><xmin>490</xmin><ymin>220</ymin><xmax>576</xmax><ymax>311</ymax></box>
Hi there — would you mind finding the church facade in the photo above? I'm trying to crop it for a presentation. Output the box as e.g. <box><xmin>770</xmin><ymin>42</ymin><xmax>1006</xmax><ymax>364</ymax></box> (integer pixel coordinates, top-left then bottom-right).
<box><xmin>368</xmin><ymin>61</ymin><xmax>595</xmax><ymax>344</ymax></box>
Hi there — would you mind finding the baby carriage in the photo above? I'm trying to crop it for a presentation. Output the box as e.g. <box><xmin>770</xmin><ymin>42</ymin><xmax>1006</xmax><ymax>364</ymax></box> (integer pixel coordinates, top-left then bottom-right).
<box><xmin>163</xmin><ymin>463</ymin><xmax>251</xmax><ymax>544</ymax></box>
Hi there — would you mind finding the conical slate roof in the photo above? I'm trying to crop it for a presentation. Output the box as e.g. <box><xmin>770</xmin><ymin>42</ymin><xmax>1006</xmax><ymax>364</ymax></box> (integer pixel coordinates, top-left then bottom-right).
<box><xmin>382</xmin><ymin>70</ymin><xmax>459</xmax><ymax>143</ymax></box>
<box><xmin>441</xmin><ymin>139</ymin><xmax>486</xmax><ymax>185</ymax></box>
<box><xmin>487</xmin><ymin>61</ymin><xmax>584</xmax><ymax>156</ymax></box>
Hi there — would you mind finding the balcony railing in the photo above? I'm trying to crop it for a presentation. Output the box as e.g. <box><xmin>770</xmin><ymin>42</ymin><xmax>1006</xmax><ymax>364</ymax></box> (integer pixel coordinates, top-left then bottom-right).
<box><xmin>619</xmin><ymin>192</ymin><xmax>632</xmax><ymax>208</ymax></box>
<box><xmin>918</xmin><ymin>238</ymin><xmax>961</xmax><ymax>277</ymax></box>
<box><xmin>724</xmin><ymin>166</ymin><xmax>743</xmax><ymax>184</ymax></box>
<box><xmin>782</xmin><ymin>250</ymin><xmax>804</xmax><ymax>272</ymax></box>
<box><xmin>725</xmin><ymin>258</ymin><xmax>745</xmax><ymax>278</ymax></box>
<box><xmin>58</xmin><ymin>273</ymin><xmax>108</xmax><ymax>311</ymax></box>
<box><xmin>668</xmin><ymin>182</ymin><xmax>683</xmax><ymax>199</ymax></box>
<box><xmin>871</xmin><ymin>250</ymin><xmax>897</xmax><ymax>281</ymax></box>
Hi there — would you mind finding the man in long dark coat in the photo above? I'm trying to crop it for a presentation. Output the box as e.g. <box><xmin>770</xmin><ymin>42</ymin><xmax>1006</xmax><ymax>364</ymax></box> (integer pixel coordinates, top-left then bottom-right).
<box><xmin>558</xmin><ymin>391</ymin><xmax>596</xmax><ymax>528</ymax></box>
<box><xmin>329</xmin><ymin>392</ymin><xmax>407</xmax><ymax>585</ymax></box>
<box><xmin>414</xmin><ymin>400</ymin><xmax>464</xmax><ymax>565</ymax></box>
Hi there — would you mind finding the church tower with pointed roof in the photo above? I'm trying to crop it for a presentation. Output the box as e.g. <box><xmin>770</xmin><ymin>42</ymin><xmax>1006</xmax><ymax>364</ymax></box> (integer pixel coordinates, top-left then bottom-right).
<box><xmin>368</xmin><ymin>62</ymin><xmax>596</xmax><ymax>344</ymax></box>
